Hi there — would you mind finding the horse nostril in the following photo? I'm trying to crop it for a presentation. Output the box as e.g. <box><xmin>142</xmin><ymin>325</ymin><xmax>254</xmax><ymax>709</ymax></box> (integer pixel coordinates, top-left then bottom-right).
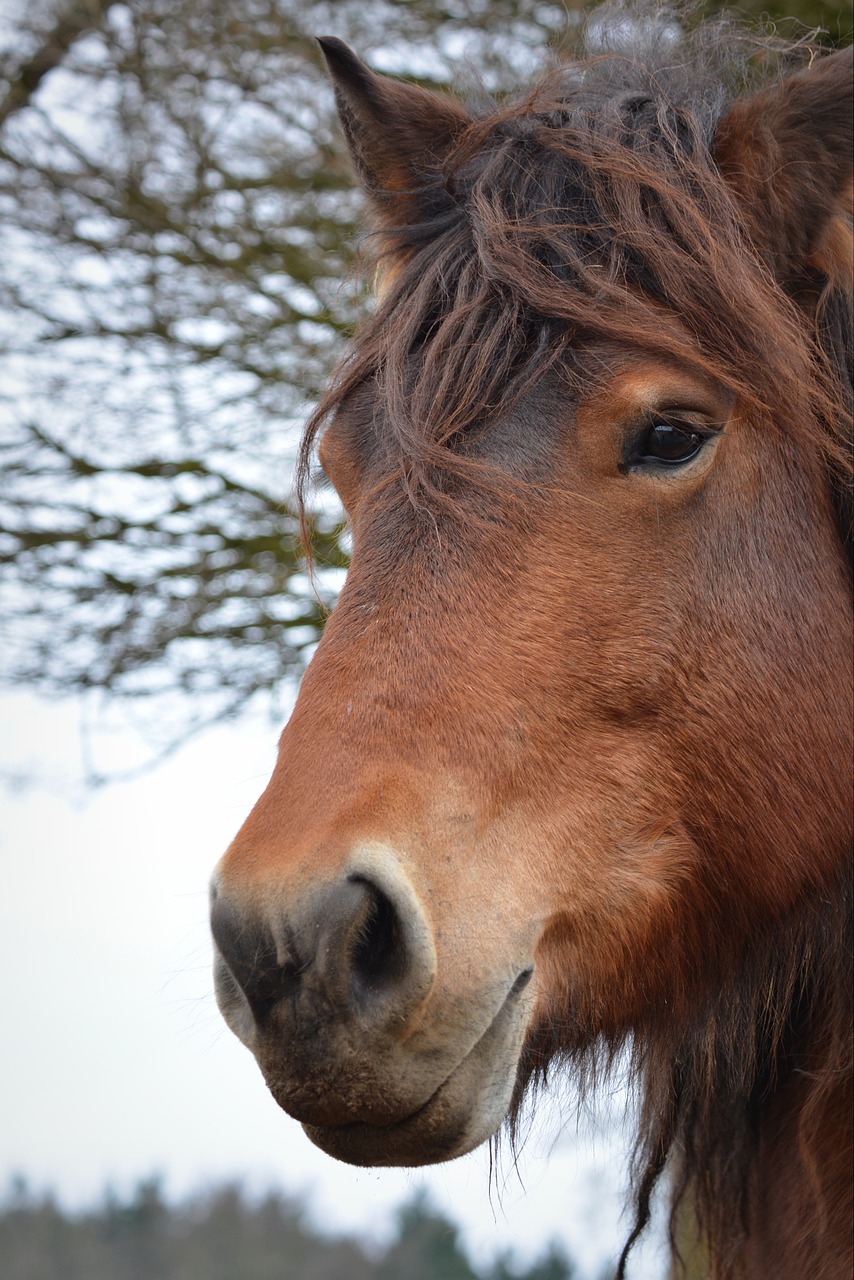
<box><xmin>300</xmin><ymin>867</ymin><xmax>436</xmax><ymax>1028</ymax></box>
<box><xmin>347</xmin><ymin>875</ymin><xmax>408</xmax><ymax>999</ymax></box>
<box><xmin>211</xmin><ymin>862</ymin><xmax>436</xmax><ymax>1035</ymax></box>
<box><xmin>309</xmin><ymin>876</ymin><xmax>411</xmax><ymax>1015</ymax></box>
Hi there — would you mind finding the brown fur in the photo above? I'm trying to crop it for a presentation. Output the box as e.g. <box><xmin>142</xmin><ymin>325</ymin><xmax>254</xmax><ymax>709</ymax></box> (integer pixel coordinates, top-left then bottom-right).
<box><xmin>218</xmin><ymin>7</ymin><xmax>853</xmax><ymax>1277</ymax></box>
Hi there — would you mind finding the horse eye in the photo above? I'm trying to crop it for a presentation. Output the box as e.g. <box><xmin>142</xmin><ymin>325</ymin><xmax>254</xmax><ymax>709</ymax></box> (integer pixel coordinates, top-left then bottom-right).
<box><xmin>638</xmin><ymin>421</ymin><xmax>706</xmax><ymax>465</ymax></box>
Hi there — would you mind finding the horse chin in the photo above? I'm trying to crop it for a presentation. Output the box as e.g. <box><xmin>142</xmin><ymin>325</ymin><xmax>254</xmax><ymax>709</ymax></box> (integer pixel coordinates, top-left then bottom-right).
<box><xmin>292</xmin><ymin>973</ymin><xmax>534</xmax><ymax>1168</ymax></box>
<box><xmin>300</xmin><ymin>1006</ymin><xmax>526</xmax><ymax>1167</ymax></box>
<box><xmin>300</xmin><ymin>1088</ymin><xmax>499</xmax><ymax>1167</ymax></box>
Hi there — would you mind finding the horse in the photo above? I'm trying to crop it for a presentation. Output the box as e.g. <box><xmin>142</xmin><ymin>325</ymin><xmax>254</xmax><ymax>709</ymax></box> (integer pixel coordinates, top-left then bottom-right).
<box><xmin>210</xmin><ymin>7</ymin><xmax>853</xmax><ymax>1276</ymax></box>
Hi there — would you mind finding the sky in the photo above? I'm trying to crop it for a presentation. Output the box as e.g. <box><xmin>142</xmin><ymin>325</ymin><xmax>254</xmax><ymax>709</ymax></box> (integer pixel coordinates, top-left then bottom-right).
<box><xmin>0</xmin><ymin>689</ymin><xmax>669</xmax><ymax>1279</ymax></box>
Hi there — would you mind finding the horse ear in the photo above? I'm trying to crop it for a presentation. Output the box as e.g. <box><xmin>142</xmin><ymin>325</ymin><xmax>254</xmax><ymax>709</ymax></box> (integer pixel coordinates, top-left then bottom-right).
<box><xmin>714</xmin><ymin>45</ymin><xmax>853</xmax><ymax>296</ymax></box>
<box><xmin>318</xmin><ymin>37</ymin><xmax>471</xmax><ymax>219</ymax></box>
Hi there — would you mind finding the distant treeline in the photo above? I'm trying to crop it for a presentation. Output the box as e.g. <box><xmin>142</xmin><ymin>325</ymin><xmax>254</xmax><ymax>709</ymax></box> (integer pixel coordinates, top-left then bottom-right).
<box><xmin>0</xmin><ymin>1177</ymin><xmax>595</xmax><ymax>1280</ymax></box>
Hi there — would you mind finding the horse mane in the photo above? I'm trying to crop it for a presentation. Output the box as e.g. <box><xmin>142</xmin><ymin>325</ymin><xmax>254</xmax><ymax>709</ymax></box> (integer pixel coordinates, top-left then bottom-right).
<box><xmin>300</xmin><ymin>4</ymin><xmax>853</xmax><ymax>1270</ymax></box>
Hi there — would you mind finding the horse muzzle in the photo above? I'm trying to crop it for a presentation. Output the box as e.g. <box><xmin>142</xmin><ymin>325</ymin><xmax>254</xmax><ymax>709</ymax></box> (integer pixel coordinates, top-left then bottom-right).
<box><xmin>210</xmin><ymin>844</ymin><xmax>536</xmax><ymax>1166</ymax></box>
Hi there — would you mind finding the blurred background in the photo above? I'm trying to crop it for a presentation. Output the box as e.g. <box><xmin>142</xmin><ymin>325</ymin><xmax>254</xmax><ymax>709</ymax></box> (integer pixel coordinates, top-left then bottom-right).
<box><xmin>1</xmin><ymin>2</ymin><xmax>850</xmax><ymax>1277</ymax></box>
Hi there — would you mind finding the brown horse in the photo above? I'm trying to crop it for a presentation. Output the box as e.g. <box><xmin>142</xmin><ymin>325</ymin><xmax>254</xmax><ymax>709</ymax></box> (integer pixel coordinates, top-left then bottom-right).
<box><xmin>210</xmin><ymin>8</ymin><xmax>853</xmax><ymax>1277</ymax></box>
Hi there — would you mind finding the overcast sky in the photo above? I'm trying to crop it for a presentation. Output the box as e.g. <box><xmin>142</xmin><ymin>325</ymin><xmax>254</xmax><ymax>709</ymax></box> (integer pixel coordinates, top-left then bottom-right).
<box><xmin>0</xmin><ymin>689</ymin><xmax>668</xmax><ymax>1279</ymax></box>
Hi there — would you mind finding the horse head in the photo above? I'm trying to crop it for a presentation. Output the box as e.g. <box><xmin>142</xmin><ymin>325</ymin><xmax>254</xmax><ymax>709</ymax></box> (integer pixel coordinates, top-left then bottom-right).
<box><xmin>211</xmin><ymin>14</ymin><xmax>852</xmax><ymax>1274</ymax></box>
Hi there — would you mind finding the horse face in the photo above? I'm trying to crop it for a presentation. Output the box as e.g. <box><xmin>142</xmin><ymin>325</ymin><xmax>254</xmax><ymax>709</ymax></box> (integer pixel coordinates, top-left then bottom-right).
<box><xmin>211</xmin><ymin>341</ymin><xmax>850</xmax><ymax>1165</ymax></box>
<box><xmin>210</xmin><ymin>40</ymin><xmax>853</xmax><ymax>1169</ymax></box>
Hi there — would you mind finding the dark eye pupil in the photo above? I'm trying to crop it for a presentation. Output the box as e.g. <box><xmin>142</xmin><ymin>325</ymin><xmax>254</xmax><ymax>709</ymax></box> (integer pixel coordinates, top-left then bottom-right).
<box><xmin>644</xmin><ymin>422</ymin><xmax>703</xmax><ymax>462</ymax></box>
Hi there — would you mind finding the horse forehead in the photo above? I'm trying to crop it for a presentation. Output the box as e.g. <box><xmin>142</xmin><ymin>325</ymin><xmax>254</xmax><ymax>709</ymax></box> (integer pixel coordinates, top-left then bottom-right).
<box><xmin>325</xmin><ymin>366</ymin><xmax>577</xmax><ymax>482</ymax></box>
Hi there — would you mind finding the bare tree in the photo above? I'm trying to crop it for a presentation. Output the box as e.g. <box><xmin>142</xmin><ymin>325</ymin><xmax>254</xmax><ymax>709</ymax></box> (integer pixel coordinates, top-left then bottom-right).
<box><xmin>0</xmin><ymin>2</ymin><xmax>119</xmax><ymax>125</ymax></box>
<box><xmin>0</xmin><ymin>0</ymin><xmax>567</xmax><ymax>770</ymax></box>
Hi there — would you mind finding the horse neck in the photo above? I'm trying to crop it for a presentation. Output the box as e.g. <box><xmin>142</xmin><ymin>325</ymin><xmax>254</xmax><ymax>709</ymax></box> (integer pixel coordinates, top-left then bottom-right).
<box><xmin>659</xmin><ymin>863</ymin><xmax>853</xmax><ymax>1278</ymax></box>
<box><xmin>732</xmin><ymin>870</ymin><xmax>852</xmax><ymax>1278</ymax></box>
<box><xmin>744</xmin><ymin>1044</ymin><xmax>853</xmax><ymax>1279</ymax></box>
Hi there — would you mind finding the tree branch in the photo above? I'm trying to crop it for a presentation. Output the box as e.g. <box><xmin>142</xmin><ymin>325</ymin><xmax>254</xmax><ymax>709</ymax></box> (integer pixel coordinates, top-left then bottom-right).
<box><xmin>0</xmin><ymin>1</ymin><xmax>117</xmax><ymax>128</ymax></box>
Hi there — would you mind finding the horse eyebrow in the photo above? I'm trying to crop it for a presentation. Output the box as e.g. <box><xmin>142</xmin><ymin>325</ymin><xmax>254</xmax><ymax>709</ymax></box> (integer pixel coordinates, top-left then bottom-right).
<box><xmin>569</xmin><ymin>343</ymin><xmax>735</xmax><ymax>415</ymax></box>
